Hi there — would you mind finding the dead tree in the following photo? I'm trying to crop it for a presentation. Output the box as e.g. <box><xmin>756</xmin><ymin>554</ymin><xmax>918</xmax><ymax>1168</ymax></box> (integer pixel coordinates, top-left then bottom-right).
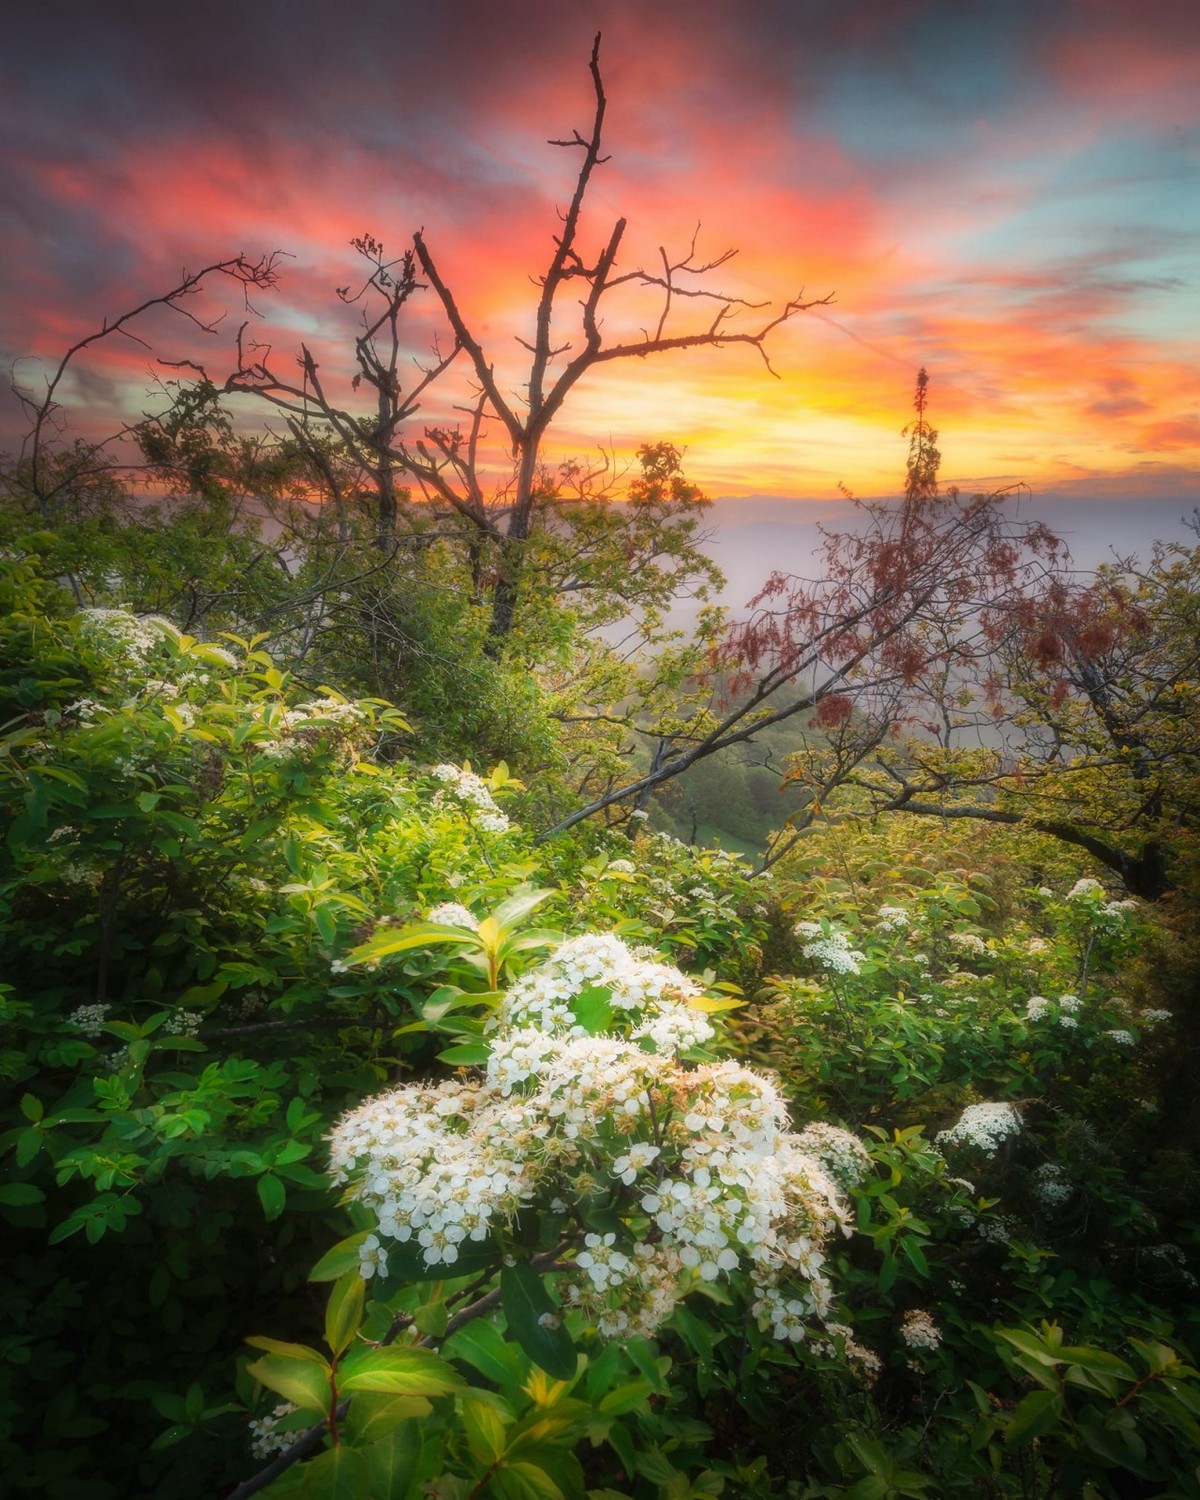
<box><xmin>196</xmin><ymin>34</ymin><xmax>828</xmax><ymax>644</ymax></box>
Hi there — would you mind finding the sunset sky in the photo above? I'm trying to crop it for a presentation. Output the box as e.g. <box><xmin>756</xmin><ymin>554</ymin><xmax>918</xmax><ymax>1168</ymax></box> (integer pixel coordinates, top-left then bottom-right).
<box><xmin>2</xmin><ymin>0</ymin><xmax>1198</xmax><ymax>527</ymax></box>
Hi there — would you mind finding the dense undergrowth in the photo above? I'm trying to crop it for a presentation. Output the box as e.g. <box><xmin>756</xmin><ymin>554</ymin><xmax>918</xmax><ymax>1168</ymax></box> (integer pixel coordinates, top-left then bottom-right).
<box><xmin>2</xmin><ymin>551</ymin><xmax>1199</xmax><ymax>1500</ymax></box>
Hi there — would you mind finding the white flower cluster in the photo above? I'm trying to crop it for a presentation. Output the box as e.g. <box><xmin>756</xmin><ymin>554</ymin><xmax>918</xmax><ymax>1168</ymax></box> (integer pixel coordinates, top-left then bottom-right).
<box><xmin>1142</xmin><ymin>1243</ymin><xmax>1198</xmax><ymax>1289</ymax></box>
<box><xmin>1027</xmin><ymin>993</ymin><xmax>1084</xmax><ymax>1024</ymax></box>
<box><xmin>78</xmin><ymin>607</ymin><xmax>178</xmax><ymax>661</ymax></box>
<box><xmin>1140</xmin><ymin>1008</ymin><xmax>1172</xmax><ymax>1026</ymax></box>
<box><xmin>1068</xmin><ymin>878</ymin><xmax>1104</xmax><ymax>899</ymax></box>
<box><xmin>65</xmin><ymin>697</ymin><xmax>105</xmax><ymax>722</ymax></box>
<box><xmin>899</xmin><ymin>1308</ymin><xmax>941</xmax><ymax>1351</ymax></box>
<box><xmin>430</xmin><ymin>764</ymin><xmax>510</xmax><ymax>834</ymax></box>
<box><xmin>935</xmin><ymin>1102</ymin><xmax>1022</xmax><ymax>1157</ymax></box>
<box><xmin>163</xmin><ymin>1010</ymin><xmax>204</xmax><ymax>1037</ymax></box>
<box><xmin>794</xmin><ymin>1122</ymin><xmax>873</xmax><ymax>1191</ymax></box>
<box><xmin>1105</xmin><ymin>1029</ymin><xmax>1136</xmax><ymax>1047</ymax></box>
<box><xmin>426</xmin><ymin>902</ymin><xmax>478</xmax><ymax>929</ymax></box>
<box><xmin>65</xmin><ymin>1003</ymin><xmax>111</xmax><ymax>1037</ymax></box>
<box><xmin>817</xmin><ymin>1323</ymin><xmax>882</xmax><ymax>1382</ymax></box>
<box><xmin>289</xmin><ymin>698</ymin><xmax>367</xmax><ymax>730</ymax></box>
<box><xmin>947</xmin><ymin>931</ymin><xmax>988</xmax><ymax>957</ymax></box>
<box><xmin>875</xmin><ymin>906</ymin><xmax>910</xmax><ymax>933</ymax></box>
<box><xmin>606</xmin><ymin>859</ymin><xmax>636</xmax><ymax>875</ymax></box>
<box><xmin>248</xmin><ymin>1401</ymin><xmax>300</xmax><ymax>1460</ymax></box>
<box><xmin>1032</xmin><ymin>1162</ymin><xmax>1073</xmax><ymax>1209</ymax></box>
<box><xmin>493</xmin><ymin>933</ymin><xmax>711</xmax><ymax>1049</ymax></box>
<box><xmin>257</xmin><ymin>698</ymin><xmax>369</xmax><ymax>763</ymax></box>
<box><xmin>329</xmin><ymin>932</ymin><xmax>864</xmax><ymax>1348</ymax></box>
<box><xmin>799</xmin><ymin>927</ymin><xmax>866</xmax><ymax>977</ymax></box>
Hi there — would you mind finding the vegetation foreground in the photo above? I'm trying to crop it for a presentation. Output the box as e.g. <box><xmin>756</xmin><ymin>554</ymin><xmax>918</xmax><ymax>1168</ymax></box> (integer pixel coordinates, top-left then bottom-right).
<box><xmin>2</xmin><ymin>557</ymin><xmax>1199</xmax><ymax>1499</ymax></box>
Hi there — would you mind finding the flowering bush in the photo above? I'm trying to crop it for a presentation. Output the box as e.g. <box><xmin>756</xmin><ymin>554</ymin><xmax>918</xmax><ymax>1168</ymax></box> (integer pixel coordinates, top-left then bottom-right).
<box><xmin>327</xmin><ymin>933</ymin><xmax>859</xmax><ymax>1349</ymax></box>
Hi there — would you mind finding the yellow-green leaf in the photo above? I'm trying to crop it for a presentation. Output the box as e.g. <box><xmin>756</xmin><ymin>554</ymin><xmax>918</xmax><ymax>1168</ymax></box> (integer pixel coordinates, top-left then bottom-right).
<box><xmin>246</xmin><ymin>1336</ymin><xmax>330</xmax><ymax>1366</ymax></box>
<box><xmin>324</xmin><ymin>1271</ymin><xmax>365</xmax><ymax>1359</ymax></box>
<box><xmin>246</xmin><ymin>1354</ymin><xmax>331</xmax><ymax>1416</ymax></box>
<box><xmin>338</xmin><ymin>1346</ymin><xmax>463</xmax><ymax>1397</ymax></box>
<box><xmin>300</xmin><ymin>1445</ymin><xmax>369</xmax><ymax>1500</ymax></box>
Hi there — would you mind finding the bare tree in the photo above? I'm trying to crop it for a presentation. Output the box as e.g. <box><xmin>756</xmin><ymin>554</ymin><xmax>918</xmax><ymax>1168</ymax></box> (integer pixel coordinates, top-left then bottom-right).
<box><xmin>9</xmin><ymin>256</ymin><xmax>281</xmax><ymax>520</ymax></box>
<box><xmin>187</xmin><ymin>34</ymin><xmax>828</xmax><ymax>645</ymax></box>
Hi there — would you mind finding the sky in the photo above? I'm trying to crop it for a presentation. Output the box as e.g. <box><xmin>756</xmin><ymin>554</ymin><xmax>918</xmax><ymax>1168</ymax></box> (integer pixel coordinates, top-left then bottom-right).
<box><xmin>2</xmin><ymin>0</ymin><xmax>1198</xmax><ymax>532</ymax></box>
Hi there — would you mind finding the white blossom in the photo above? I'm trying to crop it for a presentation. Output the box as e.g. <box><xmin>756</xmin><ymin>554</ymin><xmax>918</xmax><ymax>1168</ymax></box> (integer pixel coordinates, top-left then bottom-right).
<box><xmin>802</xmin><ymin>929</ymin><xmax>866</xmax><ymax>977</ymax></box>
<box><xmin>1032</xmin><ymin>1162</ymin><xmax>1073</xmax><ymax>1209</ymax></box>
<box><xmin>430</xmin><ymin>764</ymin><xmax>510</xmax><ymax>833</ymax></box>
<box><xmin>65</xmin><ymin>1003</ymin><xmax>110</xmax><ymax>1038</ymax></box>
<box><xmin>163</xmin><ymin>1010</ymin><xmax>203</xmax><ymax>1037</ymax></box>
<box><xmin>935</xmin><ymin>1102</ymin><xmax>1021</xmax><ymax>1157</ymax></box>
<box><xmin>875</xmin><ymin>906</ymin><xmax>910</xmax><ymax>932</ymax></box>
<box><xmin>794</xmin><ymin>1122</ymin><xmax>873</xmax><ymax>1190</ymax></box>
<box><xmin>426</xmin><ymin>903</ymin><xmax>477</xmax><ymax>930</ymax></box>
<box><xmin>249</xmin><ymin>1402</ymin><xmax>300</xmax><ymax>1460</ymax></box>
<box><xmin>899</xmin><ymin>1308</ymin><xmax>941</xmax><ymax>1351</ymax></box>
<box><xmin>328</xmin><ymin>930</ymin><xmax>864</xmax><ymax>1349</ymax></box>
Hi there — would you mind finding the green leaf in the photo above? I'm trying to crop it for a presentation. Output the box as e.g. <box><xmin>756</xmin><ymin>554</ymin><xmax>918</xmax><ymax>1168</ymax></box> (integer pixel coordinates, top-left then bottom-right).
<box><xmin>492</xmin><ymin>1461</ymin><xmax>564</xmax><ymax>1500</ymax></box>
<box><xmin>299</xmin><ymin>1445</ymin><xmax>369</xmax><ymax>1500</ymax></box>
<box><xmin>1004</xmin><ymin>1389</ymin><xmax>1063</xmax><ymax>1446</ymax></box>
<box><xmin>246</xmin><ymin>1337</ymin><xmax>331</xmax><ymax>1366</ymax></box>
<box><xmin>443</xmin><ymin>1318</ymin><xmax>528</xmax><ymax>1388</ymax></box>
<box><xmin>0</xmin><ymin>1183</ymin><xmax>45</xmax><ymax>1207</ymax></box>
<box><xmin>437</xmin><ymin>1042</ymin><xmax>492</xmax><ymax>1067</ymax></box>
<box><xmin>571</xmin><ymin>987</ymin><xmax>614</xmax><ymax>1036</ymax></box>
<box><xmin>310</xmin><ymin>1232</ymin><xmax>371</xmax><ymax>1282</ymax></box>
<box><xmin>349</xmin><ymin>925</ymin><xmax>474</xmax><ymax>966</ymax></box>
<box><xmin>1058</xmin><ymin>1346</ymin><xmax>1136</xmax><ymax>1380</ymax></box>
<box><xmin>258</xmin><ymin>1173</ymin><xmax>287</xmax><ymax>1220</ymax></box>
<box><xmin>490</xmin><ymin>889</ymin><xmax>554</xmax><ymax>930</ymax></box>
<box><xmin>900</xmin><ymin>1236</ymin><xmax>930</xmax><ymax>1277</ymax></box>
<box><xmin>15</xmin><ymin>1129</ymin><xmax>42</xmax><ymax>1168</ymax></box>
<box><xmin>379</xmin><ymin>1236</ymin><xmax>499</xmax><ymax>1284</ymax></box>
<box><xmin>325</xmin><ymin>1271</ymin><xmax>366</xmax><ymax>1359</ymax></box>
<box><xmin>996</xmin><ymin>1328</ymin><xmax>1064</xmax><ymax>1367</ymax></box>
<box><xmin>149</xmin><ymin>1424</ymin><xmax>194</xmax><ymax>1452</ymax></box>
<box><xmin>598</xmin><ymin>1380</ymin><xmax>654</xmax><ymax>1417</ymax></box>
<box><xmin>623</xmin><ymin>1337</ymin><xmax>669</xmax><ymax>1396</ymax></box>
<box><xmin>347</xmin><ymin>1394</ymin><xmax>432</xmax><ymax>1446</ymax></box>
<box><xmin>19</xmin><ymin>1094</ymin><xmax>43</xmax><ymax>1123</ymax></box>
<box><xmin>361</xmin><ymin>1424</ymin><xmax>425</xmax><ymax>1499</ymax></box>
<box><xmin>461</xmin><ymin>1390</ymin><xmax>508</xmax><ymax>1464</ymax></box>
<box><xmin>500</xmin><ymin>1263</ymin><xmax>577</xmax><ymax>1381</ymax></box>
<box><xmin>412</xmin><ymin>1301</ymin><xmax>448</xmax><ymax>1339</ymax></box>
<box><xmin>246</xmin><ymin>1354</ymin><xmax>332</xmax><ymax>1416</ymax></box>
<box><xmin>338</xmin><ymin>1346</ymin><xmax>462</xmax><ymax>1397</ymax></box>
<box><xmin>843</xmin><ymin>1479</ymin><xmax>889</xmax><ymax>1500</ymax></box>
